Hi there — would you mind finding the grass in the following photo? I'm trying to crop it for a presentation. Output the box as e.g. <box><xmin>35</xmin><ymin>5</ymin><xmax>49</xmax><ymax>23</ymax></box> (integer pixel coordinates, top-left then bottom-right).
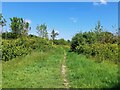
<box><xmin>66</xmin><ymin>51</ymin><xmax>118</xmax><ymax>88</ymax></box>
<box><xmin>2</xmin><ymin>46</ymin><xmax>65</xmax><ymax>88</ymax></box>
<box><xmin>2</xmin><ymin>45</ymin><xmax>118</xmax><ymax>88</ymax></box>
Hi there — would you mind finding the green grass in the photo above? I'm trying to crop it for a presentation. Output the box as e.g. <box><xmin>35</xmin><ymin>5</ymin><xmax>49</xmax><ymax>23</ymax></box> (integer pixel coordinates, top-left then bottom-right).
<box><xmin>2</xmin><ymin>46</ymin><xmax>65</xmax><ymax>88</ymax></box>
<box><xmin>66</xmin><ymin>52</ymin><xmax>118</xmax><ymax>88</ymax></box>
<box><xmin>2</xmin><ymin>45</ymin><xmax>118</xmax><ymax>88</ymax></box>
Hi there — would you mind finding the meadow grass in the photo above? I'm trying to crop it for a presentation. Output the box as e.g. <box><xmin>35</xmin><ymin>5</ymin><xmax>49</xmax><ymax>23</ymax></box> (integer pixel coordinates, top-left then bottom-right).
<box><xmin>2</xmin><ymin>45</ymin><xmax>118</xmax><ymax>88</ymax></box>
<box><xmin>2</xmin><ymin>46</ymin><xmax>65</xmax><ymax>88</ymax></box>
<box><xmin>66</xmin><ymin>51</ymin><xmax>118</xmax><ymax>88</ymax></box>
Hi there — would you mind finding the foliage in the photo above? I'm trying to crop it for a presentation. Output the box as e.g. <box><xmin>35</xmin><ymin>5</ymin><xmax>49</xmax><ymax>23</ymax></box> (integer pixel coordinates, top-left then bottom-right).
<box><xmin>28</xmin><ymin>34</ymin><xmax>38</xmax><ymax>38</ymax></box>
<box><xmin>0</xmin><ymin>13</ymin><xmax>6</xmax><ymax>27</ymax></box>
<box><xmin>2</xmin><ymin>37</ymin><xmax>52</xmax><ymax>61</ymax></box>
<box><xmin>2</xmin><ymin>32</ymin><xmax>18</xmax><ymax>39</ymax></box>
<box><xmin>51</xmin><ymin>29</ymin><xmax>59</xmax><ymax>44</ymax></box>
<box><xmin>70</xmin><ymin>21</ymin><xmax>118</xmax><ymax>63</ymax></box>
<box><xmin>54</xmin><ymin>38</ymin><xmax>69</xmax><ymax>45</ymax></box>
<box><xmin>10</xmin><ymin>17</ymin><xmax>30</xmax><ymax>38</ymax></box>
<box><xmin>36</xmin><ymin>23</ymin><xmax>48</xmax><ymax>38</ymax></box>
<box><xmin>75</xmin><ymin>43</ymin><xmax>118</xmax><ymax>63</ymax></box>
<box><xmin>10</xmin><ymin>17</ymin><xmax>23</xmax><ymax>35</ymax></box>
<box><xmin>22</xmin><ymin>21</ymin><xmax>31</xmax><ymax>36</ymax></box>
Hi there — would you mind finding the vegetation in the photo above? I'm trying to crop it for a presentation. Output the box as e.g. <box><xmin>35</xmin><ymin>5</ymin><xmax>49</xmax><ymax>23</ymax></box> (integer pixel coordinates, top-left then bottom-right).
<box><xmin>54</xmin><ymin>38</ymin><xmax>69</xmax><ymax>45</ymax></box>
<box><xmin>51</xmin><ymin>29</ymin><xmax>59</xmax><ymax>44</ymax></box>
<box><xmin>0</xmin><ymin>13</ymin><xmax>6</xmax><ymax>28</ymax></box>
<box><xmin>1</xmin><ymin>14</ymin><xmax>119</xmax><ymax>88</ymax></box>
<box><xmin>10</xmin><ymin>17</ymin><xmax>31</xmax><ymax>38</ymax></box>
<box><xmin>70</xmin><ymin>21</ymin><xmax>118</xmax><ymax>63</ymax></box>
<box><xmin>2</xmin><ymin>37</ymin><xmax>52</xmax><ymax>61</ymax></box>
<box><xmin>66</xmin><ymin>51</ymin><xmax>118</xmax><ymax>88</ymax></box>
<box><xmin>2</xmin><ymin>46</ymin><xmax>65</xmax><ymax>88</ymax></box>
<box><xmin>36</xmin><ymin>23</ymin><xmax>48</xmax><ymax>38</ymax></box>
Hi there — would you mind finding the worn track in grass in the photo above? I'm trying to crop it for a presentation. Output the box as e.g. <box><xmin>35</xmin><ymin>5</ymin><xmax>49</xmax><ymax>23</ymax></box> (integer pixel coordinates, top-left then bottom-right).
<box><xmin>61</xmin><ymin>49</ymin><xmax>70</xmax><ymax>89</ymax></box>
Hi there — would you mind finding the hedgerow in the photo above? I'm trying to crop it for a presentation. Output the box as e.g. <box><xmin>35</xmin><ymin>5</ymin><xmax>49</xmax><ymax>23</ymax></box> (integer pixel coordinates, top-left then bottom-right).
<box><xmin>70</xmin><ymin>31</ymin><xmax>118</xmax><ymax>63</ymax></box>
<box><xmin>2</xmin><ymin>37</ymin><xmax>53</xmax><ymax>61</ymax></box>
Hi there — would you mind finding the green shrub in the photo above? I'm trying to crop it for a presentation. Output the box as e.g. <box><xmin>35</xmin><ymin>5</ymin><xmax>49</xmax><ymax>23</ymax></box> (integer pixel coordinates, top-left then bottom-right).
<box><xmin>70</xmin><ymin>31</ymin><xmax>118</xmax><ymax>63</ymax></box>
<box><xmin>2</xmin><ymin>37</ymin><xmax>53</xmax><ymax>61</ymax></box>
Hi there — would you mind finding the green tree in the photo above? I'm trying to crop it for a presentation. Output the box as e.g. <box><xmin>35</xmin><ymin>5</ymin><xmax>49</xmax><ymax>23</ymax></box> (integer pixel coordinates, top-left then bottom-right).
<box><xmin>0</xmin><ymin>13</ymin><xmax>6</xmax><ymax>32</ymax></box>
<box><xmin>10</xmin><ymin>17</ymin><xmax>30</xmax><ymax>38</ymax></box>
<box><xmin>94</xmin><ymin>21</ymin><xmax>103</xmax><ymax>33</ymax></box>
<box><xmin>36</xmin><ymin>23</ymin><xmax>48</xmax><ymax>38</ymax></box>
<box><xmin>67</xmin><ymin>40</ymin><xmax>71</xmax><ymax>43</ymax></box>
<box><xmin>10</xmin><ymin>17</ymin><xmax>24</xmax><ymax>37</ymax></box>
<box><xmin>51</xmin><ymin>29</ymin><xmax>59</xmax><ymax>44</ymax></box>
<box><xmin>94</xmin><ymin>20</ymin><xmax>104</xmax><ymax>42</ymax></box>
<box><xmin>22</xmin><ymin>21</ymin><xmax>31</xmax><ymax>36</ymax></box>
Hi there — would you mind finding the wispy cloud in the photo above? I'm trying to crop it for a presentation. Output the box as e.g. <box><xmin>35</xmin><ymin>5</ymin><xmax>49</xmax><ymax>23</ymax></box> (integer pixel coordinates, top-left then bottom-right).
<box><xmin>93</xmin><ymin>0</ymin><xmax>107</xmax><ymax>6</ymax></box>
<box><xmin>70</xmin><ymin>17</ymin><xmax>78</xmax><ymax>23</ymax></box>
<box><xmin>100</xmin><ymin>0</ymin><xmax>107</xmax><ymax>5</ymax></box>
<box><xmin>25</xmin><ymin>19</ymin><xmax>31</xmax><ymax>24</ymax></box>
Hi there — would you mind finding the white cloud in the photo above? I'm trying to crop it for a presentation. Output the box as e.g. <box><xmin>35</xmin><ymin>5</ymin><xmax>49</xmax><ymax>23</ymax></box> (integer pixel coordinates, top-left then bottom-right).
<box><xmin>24</xmin><ymin>19</ymin><xmax>31</xmax><ymax>24</ymax></box>
<box><xmin>100</xmin><ymin>0</ymin><xmax>107</xmax><ymax>5</ymax></box>
<box><xmin>70</xmin><ymin>17</ymin><xmax>78</xmax><ymax>23</ymax></box>
<box><xmin>93</xmin><ymin>0</ymin><xmax>107</xmax><ymax>6</ymax></box>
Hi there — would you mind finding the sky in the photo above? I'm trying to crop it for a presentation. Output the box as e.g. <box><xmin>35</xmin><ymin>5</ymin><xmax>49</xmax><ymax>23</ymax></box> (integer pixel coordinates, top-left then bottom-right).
<box><xmin>2</xmin><ymin>2</ymin><xmax>118</xmax><ymax>40</ymax></box>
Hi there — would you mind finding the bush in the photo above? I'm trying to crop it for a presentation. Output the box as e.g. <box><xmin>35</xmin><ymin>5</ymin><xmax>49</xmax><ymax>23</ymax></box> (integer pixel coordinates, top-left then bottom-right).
<box><xmin>54</xmin><ymin>38</ymin><xmax>68</xmax><ymax>45</ymax></box>
<box><xmin>2</xmin><ymin>37</ymin><xmax>53</xmax><ymax>61</ymax></box>
<box><xmin>2</xmin><ymin>32</ymin><xmax>18</xmax><ymax>39</ymax></box>
<box><xmin>70</xmin><ymin>31</ymin><xmax>118</xmax><ymax>63</ymax></box>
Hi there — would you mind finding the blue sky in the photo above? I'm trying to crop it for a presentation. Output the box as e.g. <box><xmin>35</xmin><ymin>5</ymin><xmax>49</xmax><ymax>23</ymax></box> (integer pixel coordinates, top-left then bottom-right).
<box><xmin>2</xmin><ymin>2</ymin><xmax>118</xmax><ymax>40</ymax></box>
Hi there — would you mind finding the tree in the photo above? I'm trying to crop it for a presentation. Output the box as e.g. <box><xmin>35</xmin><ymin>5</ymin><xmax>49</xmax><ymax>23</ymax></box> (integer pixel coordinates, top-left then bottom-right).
<box><xmin>51</xmin><ymin>29</ymin><xmax>59</xmax><ymax>44</ymax></box>
<box><xmin>94</xmin><ymin>20</ymin><xmax>103</xmax><ymax>33</ymax></box>
<box><xmin>10</xmin><ymin>17</ymin><xmax>24</xmax><ymax>35</ymax></box>
<box><xmin>70</xmin><ymin>33</ymin><xmax>82</xmax><ymax>51</ymax></box>
<box><xmin>10</xmin><ymin>17</ymin><xmax>30</xmax><ymax>38</ymax></box>
<box><xmin>0</xmin><ymin>13</ymin><xmax>6</xmax><ymax>33</ymax></box>
<box><xmin>67</xmin><ymin>40</ymin><xmax>71</xmax><ymax>43</ymax></box>
<box><xmin>22</xmin><ymin>21</ymin><xmax>31</xmax><ymax>36</ymax></box>
<box><xmin>36</xmin><ymin>23</ymin><xmax>48</xmax><ymax>38</ymax></box>
<box><xmin>93</xmin><ymin>20</ymin><xmax>104</xmax><ymax>43</ymax></box>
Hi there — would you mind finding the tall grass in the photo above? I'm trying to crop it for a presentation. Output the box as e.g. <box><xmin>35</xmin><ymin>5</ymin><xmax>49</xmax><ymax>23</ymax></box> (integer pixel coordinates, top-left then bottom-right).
<box><xmin>66</xmin><ymin>52</ymin><xmax>118</xmax><ymax>88</ymax></box>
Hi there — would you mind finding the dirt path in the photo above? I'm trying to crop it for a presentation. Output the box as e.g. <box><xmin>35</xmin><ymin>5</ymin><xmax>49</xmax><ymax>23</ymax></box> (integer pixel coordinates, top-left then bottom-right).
<box><xmin>61</xmin><ymin>50</ymin><xmax>70</xmax><ymax>89</ymax></box>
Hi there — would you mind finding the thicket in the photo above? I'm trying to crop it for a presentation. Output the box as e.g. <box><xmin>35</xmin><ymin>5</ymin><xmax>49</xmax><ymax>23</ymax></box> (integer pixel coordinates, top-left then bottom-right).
<box><xmin>1</xmin><ymin>14</ymin><xmax>118</xmax><ymax>63</ymax></box>
<box><xmin>2</xmin><ymin>37</ymin><xmax>53</xmax><ymax>61</ymax></box>
<box><xmin>70</xmin><ymin>21</ymin><xmax>118</xmax><ymax>63</ymax></box>
<box><xmin>0</xmin><ymin>15</ymin><xmax>60</xmax><ymax>61</ymax></box>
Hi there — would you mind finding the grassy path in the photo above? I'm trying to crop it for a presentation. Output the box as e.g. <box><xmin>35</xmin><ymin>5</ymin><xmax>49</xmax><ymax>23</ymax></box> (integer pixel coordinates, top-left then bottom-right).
<box><xmin>61</xmin><ymin>49</ymin><xmax>70</xmax><ymax>88</ymax></box>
